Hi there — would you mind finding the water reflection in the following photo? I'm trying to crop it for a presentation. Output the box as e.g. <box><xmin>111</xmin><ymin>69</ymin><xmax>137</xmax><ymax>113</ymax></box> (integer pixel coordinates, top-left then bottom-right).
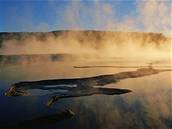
<box><xmin>0</xmin><ymin>58</ymin><xmax>171</xmax><ymax>129</ymax></box>
<box><xmin>69</xmin><ymin>72</ymin><xmax>172</xmax><ymax>129</ymax></box>
<box><xmin>5</xmin><ymin>67</ymin><xmax>171</xmax><ymax>109</ymax></box>
<box><xmin>1</xmin><ymin>109</ymin><xmax>74</xmax><ymax>129</ymax></box>
<box><xmin>46</xmin><ymin>88</ymin><xmax>131</xmax><ymax>107</ymax></box>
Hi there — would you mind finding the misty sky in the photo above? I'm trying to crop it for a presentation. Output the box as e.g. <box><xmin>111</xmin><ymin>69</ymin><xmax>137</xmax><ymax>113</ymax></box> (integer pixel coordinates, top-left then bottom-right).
<box><xmin>0</xmin><ymin>0</ymin><xmax>171</xmax><ymax>35</ymax></box>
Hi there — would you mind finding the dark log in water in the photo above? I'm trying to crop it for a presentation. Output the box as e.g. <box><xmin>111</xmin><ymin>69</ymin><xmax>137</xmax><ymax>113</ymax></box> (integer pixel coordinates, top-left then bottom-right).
<box><xmin>74</xmin><ymin>65</ymin><xmax>172</xmax><ymax>69</ymax></box>
<box><xmin>74</xmin><ymin>65</ymin><xmax>148</xmax><ymax>68</ymax></box>
<box><xmin>5</xmin><ymin>68</ymin><xmax>171</xmax><ymax>97</ymax></box>
<box><xmin>46</xmin><ymin>88</ymin><xmax>131</xmax><ymax>107</ymax></box>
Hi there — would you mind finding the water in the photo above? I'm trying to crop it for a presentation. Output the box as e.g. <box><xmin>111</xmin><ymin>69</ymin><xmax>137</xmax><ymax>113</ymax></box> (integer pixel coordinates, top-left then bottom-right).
<box><xmin>0</xmin><ymin>58</ymin><xmax>171</xmax><ymax>129</ymax></box>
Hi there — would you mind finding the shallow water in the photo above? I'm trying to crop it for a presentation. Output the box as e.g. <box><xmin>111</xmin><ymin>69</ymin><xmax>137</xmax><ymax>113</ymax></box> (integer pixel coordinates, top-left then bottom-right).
<box><xmin>0</xmin><ymin>58</ymin><xmax>171</xmax><ymax>129</ymax></box>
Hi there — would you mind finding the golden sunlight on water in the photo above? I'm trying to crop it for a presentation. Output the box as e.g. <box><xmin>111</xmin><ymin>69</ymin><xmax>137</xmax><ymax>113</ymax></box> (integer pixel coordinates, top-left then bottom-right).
<box><xmin>0</xmin><ymin>58</ymin><xmax>171</xmax><ymax>129</ymax></box>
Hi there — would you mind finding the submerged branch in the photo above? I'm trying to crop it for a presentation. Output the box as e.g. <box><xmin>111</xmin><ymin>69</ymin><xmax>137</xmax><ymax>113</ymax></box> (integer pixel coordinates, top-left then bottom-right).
<box><xmin>2</xmin><ymin>109</ymin><xmax>74</xmax><ymax>129</ymax></box>
<box><xmin>46</xmin><ymin>88</ymin><xmax>132</xmax><ymax>107</ymax></box>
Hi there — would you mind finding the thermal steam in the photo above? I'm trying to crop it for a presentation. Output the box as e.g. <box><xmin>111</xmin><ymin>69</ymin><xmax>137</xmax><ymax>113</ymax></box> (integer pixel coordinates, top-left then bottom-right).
<box><xmin>0</xmin><ymin>31</ymin><xmax>171</xmax><ymax>61</ymax></box>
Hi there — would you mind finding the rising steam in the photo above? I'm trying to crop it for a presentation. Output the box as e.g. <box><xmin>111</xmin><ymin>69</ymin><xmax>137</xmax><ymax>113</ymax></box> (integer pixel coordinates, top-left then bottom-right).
<box><xmin>0</xmin><ymin>0</ymin><xmax>171</xmax><ymax>61</ymax></box>
<box><xmin>0</xmin><ymin>31</ymin><xmax>171</xmax><ymax>61</ymax></box>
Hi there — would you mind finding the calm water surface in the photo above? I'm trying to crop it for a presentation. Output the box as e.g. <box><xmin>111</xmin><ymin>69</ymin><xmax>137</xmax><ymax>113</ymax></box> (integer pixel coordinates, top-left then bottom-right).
<box><xmin>0</xmin><ymin>58</ymin><xmax>171</xmax><ymax>129</ymax></box>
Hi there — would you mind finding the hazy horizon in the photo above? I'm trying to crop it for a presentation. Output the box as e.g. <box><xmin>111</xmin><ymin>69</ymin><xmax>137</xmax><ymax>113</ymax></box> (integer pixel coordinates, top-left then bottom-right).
<box><xmin>1</xmin><ymin>0</ymin><xmax>171</xmax><ymax>37</ymax></box>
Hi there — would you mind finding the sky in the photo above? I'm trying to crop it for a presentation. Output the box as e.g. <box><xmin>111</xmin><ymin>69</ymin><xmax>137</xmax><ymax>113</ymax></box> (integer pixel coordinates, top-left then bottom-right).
<box><xmin>0</xmin><ymin>0</ymin><xmax>171</xmax><ymax>36</ymax></box>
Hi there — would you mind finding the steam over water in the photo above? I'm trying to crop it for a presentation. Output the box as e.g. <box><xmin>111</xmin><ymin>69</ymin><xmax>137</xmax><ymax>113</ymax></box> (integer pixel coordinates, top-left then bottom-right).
<box><xmin>0</xmin><ymin>31</ymin><xmax>171</xmax><ymax>59</ymax></box>
<box><xmin>0</xmin><ymin>55</ymin><xmax>172</xmax><ymax>129</ymax></box>
<box><xmin>0</xmin><ymin>31</ymin><xmax>171</xmax><ymax>129</ymax></box>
